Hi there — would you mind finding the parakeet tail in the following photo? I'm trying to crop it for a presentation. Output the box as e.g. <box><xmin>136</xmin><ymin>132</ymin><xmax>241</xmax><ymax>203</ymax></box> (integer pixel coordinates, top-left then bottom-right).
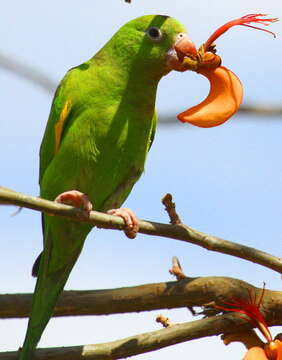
<box><xmin>19</xmin><ymin>229</ymin><xmax>86</xmax><ymax>359</ymax></box>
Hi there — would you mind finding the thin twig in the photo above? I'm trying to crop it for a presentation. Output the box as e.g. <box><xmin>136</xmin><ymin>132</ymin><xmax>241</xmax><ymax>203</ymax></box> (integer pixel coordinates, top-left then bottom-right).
<box><xmin>162</xmin><ymin>193</ymin><xmax>182</xmax><ymax>224</ymax></box>
<box><xmin>156</xmin><ymin>314</ymin><xmax>173</xmax><ymax>328</ymax></box>
<box><xmin>0</xmin><ymin>186</ymin><xmax>281</xmax><ymax>274</ymax></box>
<box><xmin>169</xmin><ymin>256</ymin><xmax>186</xmax><ymax>280</ymax></box>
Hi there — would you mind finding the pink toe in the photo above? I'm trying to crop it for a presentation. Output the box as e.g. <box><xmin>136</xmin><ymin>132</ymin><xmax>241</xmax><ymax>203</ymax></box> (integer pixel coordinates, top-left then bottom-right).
<box><xmin>107</xmin><ymin>207</ymin><xmax>139</xmax><ymax>238</ymax></box>
<box><xmin>55</xmin><ymin>190</ymin><xmax>93</xmax><ymax>212</ymax></box>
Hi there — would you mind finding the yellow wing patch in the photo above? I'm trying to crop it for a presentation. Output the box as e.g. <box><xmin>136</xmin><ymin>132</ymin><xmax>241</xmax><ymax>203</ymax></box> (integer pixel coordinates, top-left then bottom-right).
<box><xmin>54</xmin><ymin>100</ymin><xmax>72</xmax><ymax>153</ymax></box>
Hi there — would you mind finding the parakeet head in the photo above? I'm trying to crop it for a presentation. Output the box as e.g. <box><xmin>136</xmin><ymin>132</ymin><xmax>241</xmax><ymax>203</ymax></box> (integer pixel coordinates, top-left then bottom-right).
<box><xmin>95</xmin><ymin>14</ymin><xmax>277</xmax><ymax>128</ymax></box>
<box><xmin>101</xmin><ymin>15</ymin><xmax>197</xmax><ymax>80</ymax></box>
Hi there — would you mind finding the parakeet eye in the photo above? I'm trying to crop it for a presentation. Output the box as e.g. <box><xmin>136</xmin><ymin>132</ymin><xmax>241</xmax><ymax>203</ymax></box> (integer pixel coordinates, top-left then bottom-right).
<box><xmin>146</xmin><ymin>27</ymin><xmax>163</xmax><ymax>41</ymax></box>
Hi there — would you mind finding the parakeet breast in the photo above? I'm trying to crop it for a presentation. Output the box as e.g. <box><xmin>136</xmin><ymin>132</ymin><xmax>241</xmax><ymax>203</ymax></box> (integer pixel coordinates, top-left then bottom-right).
<box><xmin>40</xmin><ymin>64</ymin><xmax>158</xmax><ymax>212</ymax></box>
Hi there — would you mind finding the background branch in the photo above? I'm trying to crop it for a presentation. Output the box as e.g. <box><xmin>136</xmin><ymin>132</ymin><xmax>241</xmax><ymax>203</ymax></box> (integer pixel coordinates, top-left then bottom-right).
<box><xmin>1</xmin><ymin>54</ymin><xmax>282</xmax><ymax>120</ymax></box>
<box><xmin>159</xmin><ymin>106</ymin><xmax>282</xmax><ymax>124</ymax></box>
<box><xmin>0</xmin><ymin>186</ymin><xmax>281</xmax><ymax>274</ymax></box>
<box><xmin>0</xmin><ymin>53</ymin><xmax>56</xmax><ymax>93</ymax></box>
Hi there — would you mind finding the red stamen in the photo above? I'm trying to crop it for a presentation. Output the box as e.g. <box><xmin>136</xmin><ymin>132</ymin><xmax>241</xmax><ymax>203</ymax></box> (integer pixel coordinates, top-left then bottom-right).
<box><xmin>204</xmin><ymin>14</ymin><xmax>279</xmax><ymax>51</ymax></box>
<box><xmin>215</xmin><ymin>287</ymin><xmax>273</xmax><ymax>343</ymax></box>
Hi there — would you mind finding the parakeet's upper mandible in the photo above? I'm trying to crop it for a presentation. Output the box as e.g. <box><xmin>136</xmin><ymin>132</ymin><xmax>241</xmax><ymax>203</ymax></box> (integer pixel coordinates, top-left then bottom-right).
<box><xmin>19</xmin><ymin>15</ymin><xmax>198</xmax><ymax>359</ymax></box>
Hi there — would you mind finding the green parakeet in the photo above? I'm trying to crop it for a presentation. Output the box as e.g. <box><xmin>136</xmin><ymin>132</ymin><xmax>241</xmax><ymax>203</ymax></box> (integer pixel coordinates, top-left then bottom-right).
<box><xmin>20</xmin><ymin>14</ymin><xmax>197</xmax><ymax>359</ymax></box>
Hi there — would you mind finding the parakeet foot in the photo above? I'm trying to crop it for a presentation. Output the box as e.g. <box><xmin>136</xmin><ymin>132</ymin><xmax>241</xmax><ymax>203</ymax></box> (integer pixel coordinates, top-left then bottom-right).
<box><xmin>55</xmin><ymin>190</ymin><xmax>93</xmax><ymax>214</ymax></box>
<box><xmin>32</xmin><ymin>191</ymin><xmax>92</xmax><ymax>277</ymax></box>
<box><xmin>107</xmin><ymin>207</ymin><xmax>139</xmax><ymax>239</ymax></box>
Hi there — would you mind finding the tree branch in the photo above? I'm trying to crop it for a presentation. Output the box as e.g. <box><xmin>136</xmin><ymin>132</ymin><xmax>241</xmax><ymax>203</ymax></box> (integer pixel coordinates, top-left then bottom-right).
<box><xmin>1</xmin><ymin>188</ymin><xmax>281</xmax><ymax>359</ymax></box>
<box><xmin>1</xmin><ymin>276</ymin><xmax>281</xmax><ymax>322</ymax></box>
<box><xmin>0</xmin><ymin>313</ymin><xmax>275</xmax><ymax>360</ymax></box>
<box><xmin>0</xmin><ymin>186</ymin><xmax>281</xmax><ymax>274</ymax></box>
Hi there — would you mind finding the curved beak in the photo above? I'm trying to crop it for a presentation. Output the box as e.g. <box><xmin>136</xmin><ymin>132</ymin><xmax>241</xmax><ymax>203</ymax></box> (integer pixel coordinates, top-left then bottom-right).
<box><xmin>166</xmin><ymin>33</ymin><xmax>197</xmax><ymax>72</ymax></box>
<box><xmin>174</xmin><ymin>33</ymin><xmax>197</xmax><ymax>60</ymax></box>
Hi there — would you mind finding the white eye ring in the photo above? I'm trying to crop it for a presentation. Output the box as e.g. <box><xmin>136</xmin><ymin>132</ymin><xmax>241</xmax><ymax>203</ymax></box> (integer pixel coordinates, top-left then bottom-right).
<box><xmin>175</xmin><ymin>32</ymin><xmax>186</xmax><ymax>42</ymax></box>
<box><xmin>146</xmin><ymin>27</ymin><xmax>163</xmax><ymax>41</ymax></box>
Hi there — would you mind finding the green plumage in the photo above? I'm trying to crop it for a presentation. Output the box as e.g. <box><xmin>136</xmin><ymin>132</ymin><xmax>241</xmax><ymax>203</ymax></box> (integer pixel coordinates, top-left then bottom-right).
<box><xmin>20</xmin><ymin>15</ymin><xmax>186</xmax><ymax>359</ymax></box>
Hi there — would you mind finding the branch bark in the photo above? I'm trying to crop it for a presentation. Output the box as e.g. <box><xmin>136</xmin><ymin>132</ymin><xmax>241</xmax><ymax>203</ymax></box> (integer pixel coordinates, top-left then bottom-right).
<box><xmin>1</xmin><ymin>276</ymin><xmax>281</xmax><ymax>322</ymax></box>
<box><xmin>0</xmin><ymin>311</ymin><xmax>278</xmax><ymax>360</ymax></box>
<box><xmin>1</xmin><ymin>187</ymin><xmax>282</xmax><ymax>359</ymax></box>
<box><xmin>1</xmin><ymin>186</ymin><xmax>281</xmax><ymax>274</ymax></box>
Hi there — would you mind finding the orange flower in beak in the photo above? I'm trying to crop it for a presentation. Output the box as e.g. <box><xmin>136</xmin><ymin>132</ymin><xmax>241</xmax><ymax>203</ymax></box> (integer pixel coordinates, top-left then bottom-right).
<box><xmin>177</xmin><ymin>14</ymin><xmax>278</xmax><ymax>128</ymax></box>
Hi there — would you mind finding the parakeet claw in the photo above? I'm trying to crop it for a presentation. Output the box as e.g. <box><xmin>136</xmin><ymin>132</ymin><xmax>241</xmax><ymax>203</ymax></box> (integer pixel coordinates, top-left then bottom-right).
<box><xmin>55</xmin><ymin>190</ymin><xmax>93</xmax><ymax>215</ymax></box>
<box><xmin>107</xmin><ymin>207</ymin><xmax>139</xmax><ymax>239</ymax></box>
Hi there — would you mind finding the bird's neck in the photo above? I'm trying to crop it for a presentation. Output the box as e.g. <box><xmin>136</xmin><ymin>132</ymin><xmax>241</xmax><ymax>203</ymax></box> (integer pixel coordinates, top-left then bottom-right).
<box><xmin>90</xmin><ymin>41</ymin><xmax>165</xmax><ymax>96</ymax></box>
<box><xmin>84</xmin><ymin>64</ymin><xmax>158</xmax><ymax>119</ymax></box>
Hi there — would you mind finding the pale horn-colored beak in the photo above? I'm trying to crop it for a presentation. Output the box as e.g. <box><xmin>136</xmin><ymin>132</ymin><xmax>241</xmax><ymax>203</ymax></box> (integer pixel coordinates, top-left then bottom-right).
<box><xmin>166</xmin><ymin>33</ymin><xmax>197</xmax><ymax>72</ymax></box>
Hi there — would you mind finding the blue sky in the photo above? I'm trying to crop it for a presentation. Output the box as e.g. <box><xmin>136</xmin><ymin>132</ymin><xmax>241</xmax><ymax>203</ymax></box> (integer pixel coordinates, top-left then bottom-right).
<box><xmin>0</xmin><ymin>0</ymin><xmax>281</xmax><ymax>359</ymax></box>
